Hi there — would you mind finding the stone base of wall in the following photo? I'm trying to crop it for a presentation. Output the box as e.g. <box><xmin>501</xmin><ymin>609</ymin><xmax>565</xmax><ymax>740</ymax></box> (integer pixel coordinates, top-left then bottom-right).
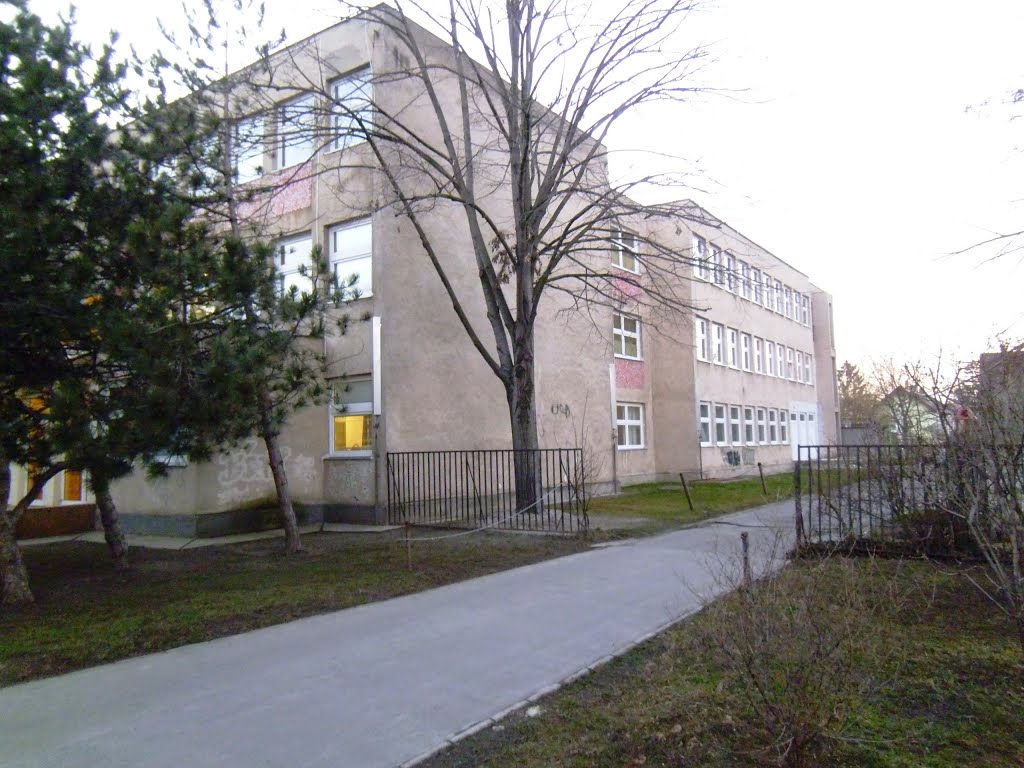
<box><xmin>118</xmin><ymin>502</ymin><xmax>382</xmax><ymax>538</ymax></box>
<box><xmin>16</xmin><ymin>504</ymin><xmax>96</xmax><ymax>540</ymax></box>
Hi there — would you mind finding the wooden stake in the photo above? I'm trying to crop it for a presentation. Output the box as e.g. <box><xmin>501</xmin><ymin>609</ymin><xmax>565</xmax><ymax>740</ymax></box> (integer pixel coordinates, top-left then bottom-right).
<box><xmin>757</xmin><ymin>462</ymin><xmax>767</xmax><ymax>496</ymax></box>
<box><xmin>678</xmin><ymin>473</ymin><xmax>694</xmax><ymax>512</ymax></box>
<box><xmin>741</xmin><ymin>531</ymin><xmax>752</xmax><ymax>588</ymax></box>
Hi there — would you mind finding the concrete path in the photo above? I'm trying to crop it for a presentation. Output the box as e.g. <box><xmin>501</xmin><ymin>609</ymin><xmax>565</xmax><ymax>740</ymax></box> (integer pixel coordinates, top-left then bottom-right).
<box><xmin>0</xmin><ymin>500</ymin><xmax>797</xmax><ymax>768</ymax></box>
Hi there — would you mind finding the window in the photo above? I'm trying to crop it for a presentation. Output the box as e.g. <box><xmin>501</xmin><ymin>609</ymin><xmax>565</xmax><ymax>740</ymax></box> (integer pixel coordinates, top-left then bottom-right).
<box><xmin>712</xmin><ymin>246</ymin><xmax>725</xmax><ymax>286</ymax></box>
<box><xmin>780</xmin><ymin>410</ymin><xmax>789</xmax><ymax>443</ymax></box>
<box><xmin>763</xmin><ymin>272</ymin><xmax>774</xmax><ymax>310</ymax></box>
<box><xmin>740</xmin><ymin>333</ymin><xmax>751</xmax><ymax>371</ymax></box>
<box><xmin>725</xmin><ymin>252</ymin><xmax>736</xmax><ymax>292</ymax></box>
<box><xmin>275</xmin><ymin>233</ymin><xmax>314</xmax><ymax>297</ymax></box>
<box><xmin>612</xmin><ymin>229</ymin><xmax>639</xmax><ymax>272</ymax></box>
<box><xmin>751</xmin><ymin>267</ymin><xmax>762</xmax><ymax>303</ymax></box>
<box><xmin>62</xmin><ymin>469</ymin><xmax>84</xmax><ymax>503</ymax></box>
<box><xmin>329</xmin><ymin>218</ymin><xmax>373</xmax><ymax>299</ymax></box>
<box><xmin>801</xmin><ymin>294</ymin><xmax>810</xmax><ymax>325</ymax></box>
<box><xmin>712</xmin><ymin>323</ymin><xmax>724</xmax><ymax>365</ymax></box>
<box><xmin>756</xmin><ymin>407</ymin><xmax>767</xmax><ymax>444</ymax></box>
<box><xmin>699</xmin><ymin>401</ymin><xmax>712</xmax><ymax>446</ymax></box>
<box><xmin>695</xmin><ymin>317</ymin><xmax>709</xmax><ymax>361</ymax></box>
<box><xmin>787</xmin><ymin>347</ymin><xmax>795</xmax><ymax>380</ymax></box>
<box><xmin>784</xmin><ymin>286</ymin><xmax>792</xmax><ymax>319</ymax></box>
<box><xmin>277</xmin><ymin>94</ymin><xmax>316</xmax><ymax>169</ymax></box>
<box><xmin>332</xmin><ymin>68</ymin><xmax>372</xmax><ymax>151</ymax></box>
<box><xmin>693</xmin><ymin>235</ymin><xmax>711</xmax><ymax>280</ymax></box>
<box><xmin>768</xmin><ymin>409</ymin><xmax>778</xmax><ymax>444</ymax></box>
<box><xmin>331</xmin><ymin>378</ymin><xmax>373</xmax><ymax>453</ymax></box>
<box><xmin>617</xmin><ymin>402</ymin><xmax>645</xmax><ymax>449</ymax></box>
<box><xmin>794</xmin><ymin>351</ymin><xmax>804</xmax><ymax>383</ymax></box>
<box><xmin>232</xmin><ymin>115</ymin><xmax>264</xmax><ymax>183</ymax></box>
<box><xmin>765</xmin><ymin>341</ymin><xmax>775</xmax><ymax>377</ymax></box>
<box><xmin>743</xmin><ymin>406</ymin><xmax>755</xmax><ymax>445</ymax></box>
<box><xmin>754</xmin><ymin>337</ymin><xmax>763</xmax><ymax>373</ymax></box>
<box><xmin>714</xmin><ymin>403</ymin><xmax>727</xmax><ymax>445</ymax></box>
<box><xmin>774</xmin><ymin>280</ymin><xmax>783</xmax><ymax>314</ymax></box>
<box><xmin>727</xmin><ymin>328</ymin><xmax>738</xmax><ymax>368</ymax></box>
<box><xmin>739</xmin><ymin>261</ymin><xmax>750</xmax><ymax>300</ymax></box>
<box><xmin>613</xmin><ymin>313</ymin><xmax>642</xmax><ymax>359</ymax></box>
<box><xmin>729</xmin><ymin>405</ymin><xmax>741</xmax><ymax>445</ymax></box>
<box><xmin>804</xmin><ymin>353</ymin><xmax>813</xmax><ymax>384</ymax></box>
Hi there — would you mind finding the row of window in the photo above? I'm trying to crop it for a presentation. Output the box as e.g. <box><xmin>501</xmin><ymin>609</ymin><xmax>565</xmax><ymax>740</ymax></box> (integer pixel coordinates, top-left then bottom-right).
<box><xmin>695</xmin><ymin>318</ymin><xmax>814</xmax><ymax>385</ymax></box>
<box><xmin>699</xmin><ymin>402</ymin><xmax>797</xmax><ymax>448</ymax></box>
<box><xmin>276</xmin><ymin>217</ymin><xmax>373</xmax><ymax>300</ymax></box>
<box><xmin>231</xmin><ymin>68</ymin><xmax>372</xmax><ymax>183</ymax></box>
<box><xmin>692</xmin><ymin>235</ymin><xmax>811</xmax><ymax>327</ymax></box>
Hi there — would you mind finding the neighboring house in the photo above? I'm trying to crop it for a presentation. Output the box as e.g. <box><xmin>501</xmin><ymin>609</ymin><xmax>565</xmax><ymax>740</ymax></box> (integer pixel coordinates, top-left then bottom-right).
<box><xmin>10</xmin><ymin>11</ymin><xmax>838</xmax><ymax>537</ymax></box>
<box><xmin>879</xmin><ymin>386</ymin><xmax>944</xmax><ymax>443</ymax></box>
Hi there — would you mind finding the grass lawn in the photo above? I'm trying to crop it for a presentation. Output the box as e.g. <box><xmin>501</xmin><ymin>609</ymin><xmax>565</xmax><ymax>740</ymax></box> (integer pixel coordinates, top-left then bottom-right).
<box><xmin>421</xmin><ymin>558</ymin><xmax>1024</xmax><ymax>768</ymax></box>
<box><xmin>588</xmin><ymin>472</ymin><xmax>793</xmax><ymax>526</ymax></box>
<box><xmin>0</xmin><ymin>530</ymin><xmax>589</xmax><ymax>688</ymax></box>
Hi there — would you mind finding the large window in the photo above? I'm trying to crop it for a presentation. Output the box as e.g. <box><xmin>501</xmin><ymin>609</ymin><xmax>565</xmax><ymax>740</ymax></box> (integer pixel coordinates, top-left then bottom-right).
<box><xmin>712</xmin><ymin>323</ymin><xmax>725</xmax><ymax>365</ymax></box>
<box><xmin>780</xmin><ymin>409</ymin><xmax>789</xmax><ymax>443</ymax></box>
<box><xmin>768</xmin><ymin>409</ymin><xmax>778</xmax><ymax>444</ymax></box>
<box><xmin>754</xmin><ymin>337</ymin><xmax>763</xmax><ymax>374</ymax></box>
<box><xmin>739</xmin><ymin>261</ymin><xmax>750</xmax><ymax>300</ymax></box>
<box><xmin>756</xmin><ymin>407</ymin><xmax>767</xmax><ymax>444</ymax></box>
<box><xmin>804</xmin><ymin>353</ymin><xmax>813</xmax><ymax>384</ymax></box>
<box><xmin>784</xmin><ymin>286</ymin><xmax>793</xmax><ymax>319</ymax></box>
<box><xmin>693</xmin><ymin>235</ymin><xmax>710</xmax><ymax>280</ymax></box>
<box><xmin>613</xmin><ymin>313</ymin><xmax>642</xmax><ymax>359</ymax></box>
<box><xmin>751</xmin><ymin>267</ymin><xmax>762</xmax><ymax>303</ymax></box>
<box><xmin>332</xmin><ymin>68</ymin><xmax>372</xmax><ymax>152</ymax></box>
<box><xmin>232</xmin><ymin>115</ymin><xmax>264</xmax><ymax>183</ymax></box>
<box><xmin>329</xmin><ymin>218</ymin><xmax>373</xmax><ymax>299</ymax></box>
<box><xmin>695</xmin><ymin>317</ymin><xmax>709</xmax><ymax>361</ymax></box>
<box><xmin>276</xmin><ymin>233</ymin><xmax>314</xmax><ymax>297</ymax></box>
<box><xmin>612</xmin><ymin>230</ymin><xmax>639</xmax><ymax>273</ymax></box>
<box><xmin>763</xmin><ymin>272</ymin><xmax>774</xmax><ymax>310</ymax></box>
<box><xmin>714</xmin><ymin>403</ymin><xmax>727</xmax><ymax>445</ymax></box>
<box><xmin>699</xmin><ymin>401</ymin><xmax>712</xmax><ymax>446</ymax></box>
<box><xmin>740</xmin><ymin>333</ymin><xmax>751</xmax><ymax>371</ymax></box>
<box><xmin>743</xmin><ymin>406</ymin><xmax>755</xmax><ymax>445</ymax></box>
<box><xmin>277</xmin><ymin>94</ymin><xmax>316</xmax><ymax>169</ymax></box>
<box><xmin>616</xmin><ymin>402</ymin><xmax>645</xmax><ymax>449</ymax></box>
<box><xmin>801</xmin><ymin>294</ymin><xmax>810</xmax><ymax>325</ymax></box>
<box><xmin>729</xmin><ymin>405</ymin><xmax>741</xmax><ymax>444</ymax></box>
<box><xmin>62</xmin><ymin>469</ymin><xmax>84</xmax><ymax>503</ymax></box>
<box><xmin>331</xmin><ymin>378</ymin><xmax>373</xmax><ymax>453</ymax></box>
<box><xmin>712</xmin><ymin>246</ymin><xmax>725</xmax><ymax>286</ymax></box>
<box><xmin>787</xmin><ymin>347</ymin><xmax>795</xmax><ymax>380</ymax></box>
<box><xmin>774</xmin><ymin>280</ymin><xmax>783</xmax><ymax>313</ymax></box>
<box><xmin>727</xmin><ymin>328</ymin><xmax>738</xmax><ymax>368</ymax></box>
<box><xmin>725</xmin><ymin>252</ymin><xmax>736</xmax><ymax>292</ymax></box>
<box><xmin>765</xmin><ymin>341</ymin><xmax>775</xmax><ymax>377</ymax></box>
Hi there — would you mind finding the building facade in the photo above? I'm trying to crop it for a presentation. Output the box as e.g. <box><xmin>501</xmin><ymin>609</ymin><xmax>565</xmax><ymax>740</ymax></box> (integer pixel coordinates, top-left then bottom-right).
<box><xmin>9</xmin><ymin>11</ymin><xmax>838</xmax><ymax>536</ymax></box>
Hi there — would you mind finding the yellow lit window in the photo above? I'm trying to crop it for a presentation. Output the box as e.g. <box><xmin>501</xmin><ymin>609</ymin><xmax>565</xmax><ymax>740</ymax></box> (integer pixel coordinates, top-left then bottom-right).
<box><xmin>333</xmin><ymin>414</ymin><xmax>372</xmax><ymax>452</ymax></box>
<box><xmin>63</xmin><ymin>470</ymin><xmax>84</xmax><ymax>502</ymax></box>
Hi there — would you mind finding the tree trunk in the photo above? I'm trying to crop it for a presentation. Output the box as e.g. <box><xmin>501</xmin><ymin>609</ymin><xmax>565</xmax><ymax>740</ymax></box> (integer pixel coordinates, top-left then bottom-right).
<box><xmin>508</xmin><ymin>344</ymin><xmax>542</xmax><ymax>516</ymax></box>
<box><xmin>92</xmin><ymin>476</ymin><xmax>128</xmax><ymax>570</ymax></box>
<box><xmin>0</xmin><ymin>462</ymin><xmax>33</xmax><ymax>605</ymax></box>
<box><xmin>259</xmin><ymin>392</ymin><xmax>302</xmax><ymax>553</ymax></box>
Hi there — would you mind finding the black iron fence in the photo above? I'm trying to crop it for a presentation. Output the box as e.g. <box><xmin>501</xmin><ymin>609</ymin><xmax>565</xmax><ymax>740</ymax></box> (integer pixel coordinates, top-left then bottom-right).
<box><xmin>795</xmin><ymin>444</ymin><xmax>977</xmax><ymax>554</ymax></box>
<box><xmin>386</xmin><ymin>448</ymin><xmax>588</xmax><ymax>534</ymax></box>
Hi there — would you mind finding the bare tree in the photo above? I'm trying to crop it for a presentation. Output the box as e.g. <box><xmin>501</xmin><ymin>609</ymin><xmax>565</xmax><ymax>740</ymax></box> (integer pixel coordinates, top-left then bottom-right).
<box><xmin>237</xmin><ymin>0</ymin><xmax>713</xmax><ymax>510</ymax></box>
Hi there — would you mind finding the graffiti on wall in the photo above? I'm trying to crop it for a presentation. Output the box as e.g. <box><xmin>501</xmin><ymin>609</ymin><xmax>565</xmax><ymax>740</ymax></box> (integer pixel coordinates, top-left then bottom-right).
<box><xmin>215</xmin><ymin>441</ymin><xmax>317</xmax><ymax>507</ymax></box>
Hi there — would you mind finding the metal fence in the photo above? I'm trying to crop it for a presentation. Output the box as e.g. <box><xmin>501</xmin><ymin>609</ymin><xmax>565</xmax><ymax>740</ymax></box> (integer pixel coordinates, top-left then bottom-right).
<box><xmin>795</xmin><ymin>444</ymin><xmax>976</xmax><ymax>553</ymax></box>
<box><xmin>386</xmin><ymin>448</ymin><xmax>589</xmax><ymax>534</ymax></box>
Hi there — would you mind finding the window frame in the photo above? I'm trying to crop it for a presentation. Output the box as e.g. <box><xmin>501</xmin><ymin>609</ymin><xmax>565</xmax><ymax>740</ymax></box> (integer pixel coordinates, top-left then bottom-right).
<box><xmin>712</xmin><ymin>323</ymin><xmax>725</xmax><ymax>365</ymax></box>
<box><xmin>712</xmin><ymin>246</ymin><xmax>725</xmax><ymax>286</ymax></box>
<box><xmin>276</xmin><ymin>93</ymin><xmax>316</xmax><ymax>170</ymax></box>
<box><xmin>331</xmin><ymin>67</ymin><xmax>373</xmax><ymax>153</ymax></box>
<box><xmin>693</xmin><ymin>235</ymin><xmax>711</xmax><ymax>281</ymax></box>
<box><xmin>740</xmin><ymin>333</ymin><xmax>751</xmax><ymax>371</ymax></box>
<box><xmin>751</xmin><ymin>267</ymin><xmax>762</xmax><ymax>304</ymax></box>
<box><xmin>695</xmin><ymin>317</ymin><xmax>709</xmax><ymax>362</ymax></box>
<box><xmin>780</xmin><ymin>409</ymin><xmax>789</xmax><ymax>444</ymax></box>
<box><xmin>699</xmin><ymin>401</ymin><xmax>712</xmax><ymax>447</ymax></box>
<box><xmin>763</xmin><ymin>272</ymin><xmax>773</xmax><ymax>310</ymax></box>
<box><xmin>232</xmin><ymin>114</ymin><xmax>265</xmax><ymax>184</ymax></box>
<box><xmin>765</xmin><ymin>341</ymin><xmax>775</xmax><ymax>377</ymax></box>
<box><xmin>743</xmin><ymin>406</ymin><xmax>755</xmax><ymax>445</ymax></box>
<box><xmin>754</xmin><ymin>337</ymin><xmax>764</xmax><ymax>374</ymax></box>
<box><xmin>729</xmin><ymin>404</ymin><xmax>742</xmax><ymax>445</ymax></box>
<box><xmin>714</xmin><ymin>403</ymin><xmax>727</xmax><ymax>445</ymax></box>
<box><xmin>613</xmin><ymin>312</ymin><xmax>642</xmax><ymax>360</ymax></box>
<box><xmin>612</xmin><ymin>229</ymin><xmax>640</xmax><ymax>273</ymax></box>
<box><xmin>329</xmin><ymin>377</ymin><xmax>374</xmax><ymax>455</ymax></box>
<box><xmin>756</xmin><ymin>407</ymin><xmax>767</xmax><ymax>444</ymax></box>
<box><xmin>328</xmin><ymin>217</ymin><xmax>373</xmax><ymax>300</ymax></box>
<box><xmin>768</xmin><ymin>408</ymin><xmax>778</xmax><ymax>444</ymax></box>
<box><xmin>727</xmin><ymin>327</ymin><xmax>738</xmax><ymax>369</ymax></box>
<box><xmin>616</xmin><ymin>402</ymin><xmax>646</xmax><ymax>450</ymax></box>
<box><xmin>275</xmin><ymin>232</ymin><xmax>315</xmax><ymax>298</ymax></box>
<box><xmin>787</xmin><ymin>347</ymin><xmax>796</xmax><ymax>380</ymax></box>
<box><xmin>725</xmin><ymin>252</ymin><xmax>737</xmax><ymax>292</ymax></box>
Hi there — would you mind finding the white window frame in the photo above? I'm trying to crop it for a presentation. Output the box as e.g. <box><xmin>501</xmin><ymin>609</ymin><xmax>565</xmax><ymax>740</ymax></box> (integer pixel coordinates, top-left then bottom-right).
<box><xmin>329</xmin><ymin>217</ymin><xmax>373</xmax><ymax>299</ymax></box>
<box><xmin>804</xmin><ymin>353</ymin><xmax>813</xmax><ymax>385</ymax></box>
<box><xmin>740</xmin><ymin>333</ymin><xmax>751</xmax><ymax>371</ymax></box>
<box><xmin>277</xmin><ymin>94</ymin><xmax>316</xmax><ymax>169</ymax></box>
<box><xmin>743</xmin><ymin>406</ymin><xmax>755</xmax><ymax>445</ymax></box>
<box><xmin>712</xmin><ymin>323</ymin><xmax>725</xmax><ymax>365</ymax></box>
<box><xmin>612</xmin><ymin>229</ymin><xmax>640</xmax><ymax>273</ymax></box>
<box><xmin>780</xmin><ymin>409</ymin><xmax>789</xmax><ymax>444</ymax></box>
<box><xmin>801</xmin><ymin>294</ymin><xmax>811</xmax><ymax>326</ymax></box>
<box><xmin>613</xmin><ymin>313</ymin><xmax>642</xmax><ymax>360</ymax></box>
<box><xmin>616</xmin><ymin>402</ymin><xmax>645</xmax><ymax>449</ymax></box>
<box><xmin>331</xmin><ymin>67</ymin><xmax>372</xmax><ymax>152</ymax></box>
<box><xmin>712</xmin><ymin>246</ymin><xmax>725</xmax><ymax>286</ymax></box>
<box><xmin>727</xmin><ymin>327</ymin><xmax>738</xmax><ymax>368</ymax></box>
<box><xmin>275</xmin><ymin>233</ymin><xmax>314</xmax><ymax>297</ymax></box>
<box><xmin>787</xmin><ymin>347</ymin><xmax>795</xmax><ymax>380</ymax></box>
<box><xmin>330</xmin><ymin>377</ymin><xmax>373</xmax><ymax>455</ymax></box>
<box><xmin>693</xmin><ymin>235</ymin><xmax>711</xmax><ymax>281</ymax></box>
<box><xmin>751</xmin><ymin>267</ymin><xmax>762</xmax><ymax>304</ymax></box>
<box><xmin>763</xmin><ymin>272</ymin><xmax>773</xmax><ymax>310</ymax></box>
<box><xmin>729</xmin><ymin>405</ymin><xmax>742</xmax><ymax>445</ymax></box>
<box><xmin>232</xmin><ymin>114</ymin><xmax>264</xmax><ymax>184</ymax></box>
<box><xmin>765</xmin><ymin>341</ymin><xmax>775</xmax><ymax>377</ymax></box>
<box><xmin>756</xmin><ymin>407</ymin><xmax>767</xmax><ymax>444</ymax></box>
<box><xmin>768</xmin><ymin>408</ymin><xmax>778</xmax><ymax>444</ymax></box>
<box><xmin>754</xmin><ymin>337</ymin><xmax>763</xmax><ymax>374</ymax></box>
<box><xmin>739</xmin><ymin>261</ymin><xmax>750</xmax><ymax>300</ymax></box>
<box><xmin>784</xmin><ymin>286</ymin><xmax>793</xmax><ymax>319</ymax></box>
<box><xmin>699</xmin><ymin>401</ymin><xmax>712</xmax><ymax>447</ymax></box>
<box><xmin>725</xmin><ymin>252</ymin><xmax>737</xmax><ymax>292</ymax></box>
<box><xmin>695</xmin><ymin>317</ymin><xmax>709</xmax><ymax>362</ymax></box>
<box><xmin>774</xmin><ymin>280</ymin><xmax>783</xmax><ymax>314</ymax></box>
<box><xmin>714</xmin><ymin>403</ymin><xmax>727</xmax><ymax>445</ymax></box>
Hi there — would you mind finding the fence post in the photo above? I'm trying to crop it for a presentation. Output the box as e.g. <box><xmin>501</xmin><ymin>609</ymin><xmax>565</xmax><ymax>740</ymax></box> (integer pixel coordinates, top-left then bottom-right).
<box><xmin>794</xmin><ymin>448</ymin><xmax>804</xmax><ymax>548</ymax></box>
<box><xmin>741</xmin><ymin>531</ymin><xmax>752</xmax><ymax>588</ymax></box>
<box><xmin>757</xmin><ymin>461</ymin><xmax>767</xmax><ymax>496</ymax></box>
<box><xmin>679</xmin><ymin>473</ymin><xmax>695</xmax><ymax>512</ymax></box>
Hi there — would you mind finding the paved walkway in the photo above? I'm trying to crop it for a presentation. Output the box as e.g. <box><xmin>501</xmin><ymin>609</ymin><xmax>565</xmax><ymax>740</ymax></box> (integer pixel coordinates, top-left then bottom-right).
<box><xmin>1</xmin><ymin>501</ymin><xmax>797</xmax><ymax>768</ymax></box>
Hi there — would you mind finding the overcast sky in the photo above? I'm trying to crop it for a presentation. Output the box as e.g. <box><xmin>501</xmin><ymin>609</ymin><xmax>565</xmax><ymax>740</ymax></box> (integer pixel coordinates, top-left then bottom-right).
<box><xmin>29</xmin><ymin>0</ymin><xmax>1024</xmax><ymax>372</ymax></box>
